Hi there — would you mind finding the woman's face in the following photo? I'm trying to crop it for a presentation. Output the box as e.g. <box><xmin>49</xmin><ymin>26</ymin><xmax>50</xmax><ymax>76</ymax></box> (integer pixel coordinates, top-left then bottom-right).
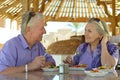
<box><xmin>85</xmin><ymin>23</ymin><xmax>102</xmax><ymax>44</ymax></box>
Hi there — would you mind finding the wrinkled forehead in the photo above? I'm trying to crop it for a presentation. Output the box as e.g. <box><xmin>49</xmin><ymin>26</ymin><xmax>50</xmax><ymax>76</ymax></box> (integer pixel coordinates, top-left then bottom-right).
<box><xmin>85</xmin><ymin>23</ymin><xmax>97</xmax><ymax>30</ymax></box>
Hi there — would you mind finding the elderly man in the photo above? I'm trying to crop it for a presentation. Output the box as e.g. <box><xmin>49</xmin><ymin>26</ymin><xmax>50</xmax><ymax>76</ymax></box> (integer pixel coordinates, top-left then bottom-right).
<box><xmin>0</xmin><ymin>11</ymin><xmax>55</xmax><ymax>74</ymax></box>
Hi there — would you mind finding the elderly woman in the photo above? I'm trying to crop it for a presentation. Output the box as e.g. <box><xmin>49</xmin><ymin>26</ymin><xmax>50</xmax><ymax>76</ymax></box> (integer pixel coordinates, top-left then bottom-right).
<box><xmin>63</xmin><ymin>18</ymin><xmax>119</xmax><ymax>70</ymax></box>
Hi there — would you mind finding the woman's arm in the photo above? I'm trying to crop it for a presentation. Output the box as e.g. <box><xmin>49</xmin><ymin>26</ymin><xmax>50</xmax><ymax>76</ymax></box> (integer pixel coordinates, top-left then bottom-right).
<box><xmin>101</xmin><ymin>36</ymin><xmax>118</xmax><ymax>68</ymax></box>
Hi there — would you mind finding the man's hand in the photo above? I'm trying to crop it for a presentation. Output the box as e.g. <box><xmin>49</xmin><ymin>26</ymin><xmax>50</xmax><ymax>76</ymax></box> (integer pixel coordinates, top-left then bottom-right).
<box><xmin>28</xmin><ymin>56</ymin><xmax>46</xmax><ymax>71</ymax></box>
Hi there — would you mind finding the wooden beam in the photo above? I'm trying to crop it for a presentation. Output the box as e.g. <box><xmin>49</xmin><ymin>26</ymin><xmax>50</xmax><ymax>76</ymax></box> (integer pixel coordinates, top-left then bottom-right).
<box><xmin>0</xmin><ymin>0</ymin><xmax>6</xmax><ymax>4</ymax></box>
<box><xmin>97</xmin><ymin>0</ymin><xmax>117</xmax><ymax>35</ymax></box>
<box><xmin>97</xmin><ymin>0</ymin><xmax>112</xmax><ymax>17</ymax></box>
<box><xmin>0</xmin><ymin>12</ymin><xmax>13</xmax><ymax>19</ymax></box>
<box><xmin>0</xmin><ymin>0</ymin><xmax>20</xmax><ymax>12</ymax></box>
<box><xmin>55</xmin><ymin>0</ymin><xmax>63</xmax><ymax>19</ymax></box>
<box><xmin>21</xmin><ymin>0</ymin><xmax>30</xmax><ymax>12</ymax></box>
<box><xmin>117</xmin><ymin>14</ymin><xmax>120</xmax><ymax>22</ymax></box>
<box><xmin>48</xmin><ymin>0</ymin><xmax>52</xmax><ymax>2</ymax></box>
<box><xmin>111</xmin><ymin>0</ymin><xmax>116</xmax><ymax>35</ymax></box>
<box><xmin>39</xmin><ymin>0</ymin><xmax>46</xmax><ymax>13</ymax></box>
<box><xmin>33</xmin><ymin>0</ymin><xmax>39</xmax><ymax>12</ymax></box>
<box><xmin>45</xmin><ymin>16</ymin><xmax>113</xmax><ymax>22</ymax></box>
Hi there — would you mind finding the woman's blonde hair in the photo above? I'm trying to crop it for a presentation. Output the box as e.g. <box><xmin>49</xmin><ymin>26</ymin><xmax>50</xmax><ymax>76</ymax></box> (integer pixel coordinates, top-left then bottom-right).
<box><xmin>87</xmin><ymin>18</ymin><xmax>110</xmax><ymax>37</ymax></box>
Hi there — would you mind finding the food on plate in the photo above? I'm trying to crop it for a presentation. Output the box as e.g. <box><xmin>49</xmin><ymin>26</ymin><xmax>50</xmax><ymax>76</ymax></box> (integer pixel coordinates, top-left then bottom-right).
<box><xmin>97</xmin><ymin>66</ymin><xmax>113</xmax><ymax>73</ymax></box>
<box><xmin>42</xmin><ymin>66</ymin><xmax>59</xmax><ymax>72</ymax></box>
<box><xmin>45</xmin><ymin>66</ymin><xmax>59</xmax><ymax>68</ymax></box>
<box><xmin>98</xmin><ymin>66</ymin><xmax>107</xmax><ymax>69</ymax></box>
<box><xmin>91</xmin><ymin>69</ymin><xmax>99</xmax><ymax>72</ymax></box>
<box><xmin>98</xmin><ymin>66</ymin><xmax>112</xmax><ymax>69</ymax></box>
<box><xmin>69</xmin><ymin>64</ymin><xmax>87</xmax><ymax>70</ymax></box>
<box><xmin>72</xmin><ymin>64</ymin><xmax>87</xmax><ymax>68</ymax></box>
<box><xmin>84</xmin><ymin>70</ymin><xmax>108</xmax><ymax>77</ymax></box>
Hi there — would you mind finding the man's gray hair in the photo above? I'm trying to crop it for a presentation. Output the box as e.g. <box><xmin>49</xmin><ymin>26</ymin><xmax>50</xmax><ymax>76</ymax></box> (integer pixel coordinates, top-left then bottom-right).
<box><xmin>21</xmin><ymin>11</ymin><xmax>44</xmax><ymax>34</ymax></box>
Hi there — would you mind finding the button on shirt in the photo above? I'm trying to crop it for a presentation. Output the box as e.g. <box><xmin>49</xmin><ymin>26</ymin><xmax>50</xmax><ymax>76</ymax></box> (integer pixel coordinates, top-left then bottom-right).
<box><xmin>0</xmin><ymin>34</ymin><xmax>55</xmax><ymax>72</ymax></box>
<box><xmin>73</xmin><ymin>42</ymin><xmax>119</xmax><ymax>69</ymax></box>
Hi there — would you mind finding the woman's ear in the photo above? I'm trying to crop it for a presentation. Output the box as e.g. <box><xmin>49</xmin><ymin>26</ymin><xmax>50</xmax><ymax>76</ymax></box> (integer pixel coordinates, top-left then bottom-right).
<box><xmin>99</xmin><ymin>35</ymin><xmax>103</xmax><ymax>41</ymax></box>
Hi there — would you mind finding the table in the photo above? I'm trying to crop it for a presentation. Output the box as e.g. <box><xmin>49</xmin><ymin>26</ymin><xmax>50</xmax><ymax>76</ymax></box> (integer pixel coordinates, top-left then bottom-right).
<box><xmin>0</xmin><ymin>70</ymin><xmax>119</xmax><ymax>80</ymax></box>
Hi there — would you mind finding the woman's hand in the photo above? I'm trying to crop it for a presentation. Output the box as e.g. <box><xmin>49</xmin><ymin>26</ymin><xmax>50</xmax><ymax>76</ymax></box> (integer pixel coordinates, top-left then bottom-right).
<box><xmin>101</xmin><ymin>36</ymin><xmax>108</xmax><ymax>45</ymax></box>
<box><xmin>100</xmin><ymin>35</ymin><xmax>117</xmax><ymax>67</ymax></box>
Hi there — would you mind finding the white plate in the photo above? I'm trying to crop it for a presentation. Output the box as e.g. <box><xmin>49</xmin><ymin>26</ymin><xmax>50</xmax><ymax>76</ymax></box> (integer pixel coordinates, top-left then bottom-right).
<box><xmin>42</xmin><ymin>68</ymin><xmax>59</xmax><ymax>72</ymax></box>
<box><xmin>99</xmin><ymin>69</ymin><xmax>113</xmax><ymax>73</ymax></box>
<box><xmin>69</xmin><ymin>67</ymin><xmax>85</xmax><ymax>71</ymax></box>
<box><xmin>84</xmin><ymin>70</ymin><xmax>108</xmax><ymax>77</ymax></box>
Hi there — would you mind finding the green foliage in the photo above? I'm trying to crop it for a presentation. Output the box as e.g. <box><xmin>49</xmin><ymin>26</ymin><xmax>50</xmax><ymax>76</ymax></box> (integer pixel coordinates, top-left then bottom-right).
<box><xmin>67</xmin><ymin>22</ymin><xmax>80</xmax><ymax>35</ymax></box>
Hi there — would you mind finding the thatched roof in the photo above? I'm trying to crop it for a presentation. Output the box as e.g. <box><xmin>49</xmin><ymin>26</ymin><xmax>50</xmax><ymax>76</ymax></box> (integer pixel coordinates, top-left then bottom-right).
<box><xmin>0</xmin><ymin>0</ymin><xmax>120</xmax><ymax>35</ymax></box>
<box><xmin>46</xmin><ymin>38</ymin><xmax>84</xmax><ymax>54</ymax></box>
<box><xmin>0</xmin><ymin>0</ymin><xmax>119</xmax><ymax>23</ymax></box>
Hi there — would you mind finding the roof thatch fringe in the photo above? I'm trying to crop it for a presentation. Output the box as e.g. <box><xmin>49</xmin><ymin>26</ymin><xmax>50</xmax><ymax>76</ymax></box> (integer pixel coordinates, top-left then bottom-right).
<box><xmin>46</xmin><ymin>38</ymin><xmax>84</xmax><ymax>54</ymax></box>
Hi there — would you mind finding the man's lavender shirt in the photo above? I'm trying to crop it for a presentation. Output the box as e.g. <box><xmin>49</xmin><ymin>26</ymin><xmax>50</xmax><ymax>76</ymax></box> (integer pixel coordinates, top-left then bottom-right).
<box><xmin>0</xmin><ymin>34</ymin><xmax>55</xmax><ymax>72</ymax></box>
<box><xmin>73</xmin><ymin>42</ymin><xmax>119</xmax><ymax>69</ymax></box>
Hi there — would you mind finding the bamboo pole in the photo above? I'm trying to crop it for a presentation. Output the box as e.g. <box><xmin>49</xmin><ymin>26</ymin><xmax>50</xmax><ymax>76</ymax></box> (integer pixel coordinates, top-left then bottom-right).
<box><xmin>111</xmin><ymin>0</ymin><xmax>116</xmax><ymax>35</ymax></box>
<box><xmin>21</xmin><ymin>0</ymin><xmax>29</xmax><ymax>12</ymax></box>
<box><xmin>33</xmin><ymin>0</ymin><xmax>39</xmax><ymax>12</ymax></box>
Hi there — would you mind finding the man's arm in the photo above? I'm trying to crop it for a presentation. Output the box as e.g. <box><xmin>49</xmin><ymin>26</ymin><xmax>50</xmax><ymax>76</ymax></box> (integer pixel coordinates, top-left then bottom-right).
<box><xmin>0</xmin><ymin>66</ymin><xmax>25</xmax><ymax>75</ymax></box>
<box><xmin>0</xmin><ymin>56</ymin><xmax>46</xmax><ymax>75</ymax></box>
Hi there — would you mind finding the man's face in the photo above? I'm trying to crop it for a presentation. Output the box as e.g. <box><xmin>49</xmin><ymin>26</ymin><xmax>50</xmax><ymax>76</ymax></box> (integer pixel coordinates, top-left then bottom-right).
<box><xmin>30</xmin><ymin>19</ymin><xmax>46</xmax><ymax>42</ymax></box>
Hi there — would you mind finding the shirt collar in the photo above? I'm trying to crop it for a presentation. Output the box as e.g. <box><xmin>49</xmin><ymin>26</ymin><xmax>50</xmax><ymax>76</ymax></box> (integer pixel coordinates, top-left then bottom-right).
<box><xmin>86</xmin><ymin>43</ymin><xmax>101</xmax><ymax>55</ymax></box>
<box><xmin>18</xmin><ymin>34</ymin><xmax>29</xmax><ymax>49</ymax></box>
